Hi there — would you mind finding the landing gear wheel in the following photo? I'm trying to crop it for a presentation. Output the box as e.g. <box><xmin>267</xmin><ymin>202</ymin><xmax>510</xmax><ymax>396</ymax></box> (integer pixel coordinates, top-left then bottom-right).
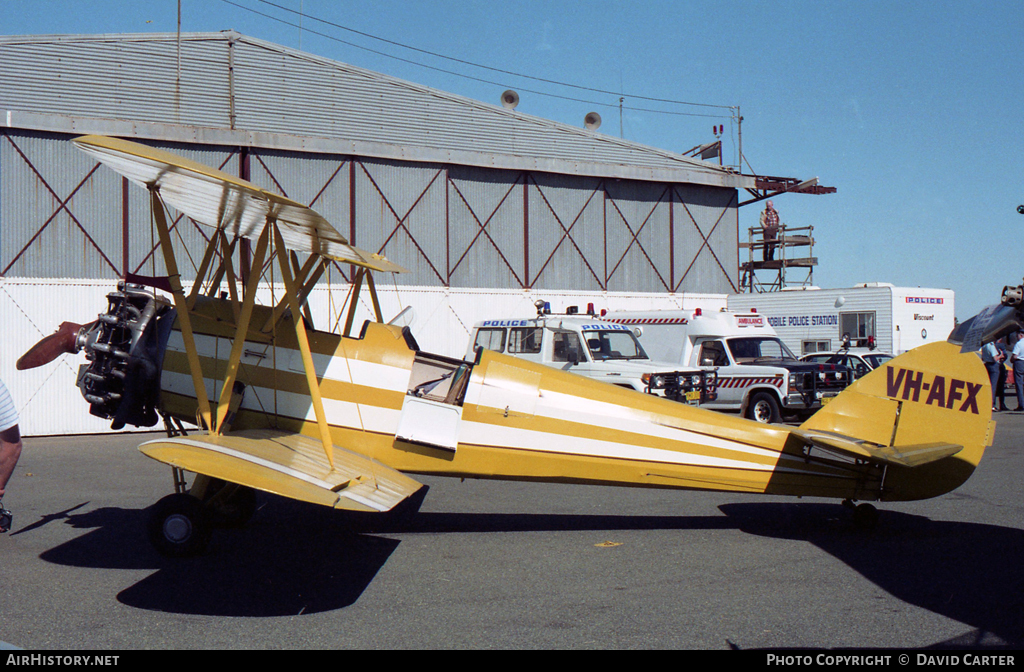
<box><xmin>202</xmin><ymin>480</ymin><xmax>258</xmax><ymax>528</ymax></box>
<box><xmin>212</xmin><ymin>486</ymin><xmax>257</xmax><ymax>528</ymax></box>
<box><xmin>147</xmin><ymin>493</ymin><xmax>212</xmax><ymax>557</ymax></box>
<box><xmin>746</xmin><ymin>391</ymin><xmax>781</xmax><ymax>424</ymax></box>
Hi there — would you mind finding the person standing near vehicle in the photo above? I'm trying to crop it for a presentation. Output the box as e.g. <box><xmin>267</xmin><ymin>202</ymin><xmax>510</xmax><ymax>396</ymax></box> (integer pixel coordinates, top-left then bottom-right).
<box><xmin>982</xmin><ymin>341</ymin><xmax>1003</xmax><ymax>411</ymax></box>
<box><xmin>760</xmin><ymin>200</ymin><xmax>780</xmax><ymax>261</ymax></box>
<box><xmin>0</xmin><ymin>376</ymin><xmax>21</xmax><ymax>533</ymax></box>
<box><xmin>1011</xmin><ymin>332</ymin><xmax>1024</xmax><ymax>412</ymax></box>
<box><xmin>984</xmin><ymin>339</ymin><xmax>1011</xmax><ymax>411</ymax></box>
<box><xmin>996</xmin><ymin>337</ymin><xmax>1010</xmax><ymax>411</ymax></box>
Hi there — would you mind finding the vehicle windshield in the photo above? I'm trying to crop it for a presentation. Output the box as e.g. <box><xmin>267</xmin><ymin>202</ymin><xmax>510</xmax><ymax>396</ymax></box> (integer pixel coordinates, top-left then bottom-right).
<box><xmin>864</xmin><ymin>354</ymin><xmax>893</xmax><ymax>368</ymax></box>
<box><xmin>726</xmin><ymin>337</ymin><xmax>797</xmax><ymax>363</ymax></box>
<box><xmin>583</xmin><ymin>329</ymin><xmax>649</xmax><ymax>361</ymax></box>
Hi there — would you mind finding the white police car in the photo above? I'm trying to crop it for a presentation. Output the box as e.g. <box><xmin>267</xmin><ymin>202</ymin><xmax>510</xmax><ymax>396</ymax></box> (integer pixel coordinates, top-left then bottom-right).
<box><xmin>800</xmin><ymin>349</ymin><xmax>894</xmax><ymax>380</ymax></box>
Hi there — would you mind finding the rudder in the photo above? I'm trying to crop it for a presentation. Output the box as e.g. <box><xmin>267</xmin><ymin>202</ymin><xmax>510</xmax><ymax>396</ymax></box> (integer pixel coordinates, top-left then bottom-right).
<box><xmin>799</xmin><ymin>341</ymin><xmax>994</xmax><ymax>501</ymax></box>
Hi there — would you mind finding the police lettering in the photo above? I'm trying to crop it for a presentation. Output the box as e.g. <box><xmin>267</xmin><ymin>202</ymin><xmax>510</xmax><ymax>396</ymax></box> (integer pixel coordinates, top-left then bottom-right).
<box><xmin>765</xmin><ymin>314</ymin><xmax>838</xmax><ymax>328</ymax></box>
<box><xmin>886</xmin><ymin>367</ymin><xmax>982</xmax><ymax>414</ymax></box>
<box><xmin>482</xmin><ymin>320</ymin><xmax>528</xmax><ymax>328</ymax></box>
<box><xmin>811</xmin><ymin>314</ymin><xmax>839</xmax><ymax>326</ymax></box>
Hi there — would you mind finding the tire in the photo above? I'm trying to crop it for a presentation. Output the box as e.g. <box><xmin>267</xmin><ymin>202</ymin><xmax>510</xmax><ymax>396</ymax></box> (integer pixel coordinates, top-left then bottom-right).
<box><xmin>202</xmin><ymin>480</ymin><xmax>258</xmax><ymax>528</ymax></box>
<box><xmin>213</xmin><ymin>486</ymin><xmax>257</xmax><ymax>528</ymax></box>
<box><xmin>746</xmin><ymin>391</ymin><xmax>781</xmax><ymax>424</ymax></box>
<box><xmin>147</xmin><ymin>493</ymin><xmax>212</xmax><ymax>557</ymax></box>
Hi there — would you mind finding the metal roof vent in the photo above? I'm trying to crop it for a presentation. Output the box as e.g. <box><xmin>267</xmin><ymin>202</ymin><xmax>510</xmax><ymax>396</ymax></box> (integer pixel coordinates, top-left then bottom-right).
<box><xmin>500</xmin><ymin>90</ymin><xmax>519</xmax><ymax>110</ymax></box>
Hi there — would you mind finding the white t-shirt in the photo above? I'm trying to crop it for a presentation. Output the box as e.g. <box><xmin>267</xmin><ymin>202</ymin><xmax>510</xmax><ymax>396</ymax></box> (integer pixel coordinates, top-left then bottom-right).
<box><xmin>0</xmin><ymin>379</ymin><xmax>18</xmax><ymax>432</ymax></box>
<box><xmin>1013</xmin><ymin>339</ymin><xmax>1024</xmax><ymax>370</ymax></box>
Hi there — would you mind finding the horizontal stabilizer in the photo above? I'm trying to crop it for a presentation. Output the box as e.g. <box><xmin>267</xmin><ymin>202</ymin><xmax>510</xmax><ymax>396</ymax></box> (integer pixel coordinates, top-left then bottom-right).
<box><xmin>139</xmin><ymin>429</ymin><xmax>424</xmax><ymax>513</ymax></box>
<box><xmin>791</xmin><ymin>428</ymin><xmax>963</xmax><ymax>468</ymax></box>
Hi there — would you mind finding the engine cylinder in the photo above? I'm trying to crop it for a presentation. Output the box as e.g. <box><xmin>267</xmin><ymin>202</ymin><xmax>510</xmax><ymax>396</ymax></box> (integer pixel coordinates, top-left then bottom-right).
<box><xmin>76</xmin><ymin>282</ymin><xmax>175</xmax><ymax>429</ymax></box>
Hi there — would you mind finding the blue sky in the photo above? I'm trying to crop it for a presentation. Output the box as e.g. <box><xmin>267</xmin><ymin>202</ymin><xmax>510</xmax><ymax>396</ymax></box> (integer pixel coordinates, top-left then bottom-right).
<box><xmin>5</xmin><ymin>0</ymin><xmax>1023</xmax><ymax>320</ymax></box>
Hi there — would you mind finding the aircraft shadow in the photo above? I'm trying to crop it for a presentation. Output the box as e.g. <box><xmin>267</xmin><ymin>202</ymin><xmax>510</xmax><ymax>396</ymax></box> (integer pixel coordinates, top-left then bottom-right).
<box><xmin>718</xmin><ymin>503</ymin><xmax>1024</xmax><ymax>648</ymax></box>
<box><xmin>37</xmin><ymin>494</ymin><xmax>1023</xmax><ymax>639</ymax></box>
<box><xmin>36</xmin><ymin>496</ymin><xmax>731</xmax><ymax>617</ymax></box>
<box><xmin>39</xmin><ymin>501</ymin><xmax>400</xmax><ymax>617</ymax></box>
<box><xmin>344</xmin><ymin>510</ymin><xmax>734</xmax><ymax>534</ymax></box>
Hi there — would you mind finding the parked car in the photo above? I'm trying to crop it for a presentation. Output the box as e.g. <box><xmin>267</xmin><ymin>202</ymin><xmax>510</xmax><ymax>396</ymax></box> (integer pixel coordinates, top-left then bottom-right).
<box><xmin>800</xmin><ymin>349</ymin><xmax>894</xmax><ymax>380</ymax></box>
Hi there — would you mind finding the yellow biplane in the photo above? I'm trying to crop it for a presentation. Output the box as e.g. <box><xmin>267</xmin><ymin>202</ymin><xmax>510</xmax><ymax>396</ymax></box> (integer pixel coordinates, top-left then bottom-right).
<box><xmin>17</xmin><ymin>135</ymin><xmax>1001</xmax><ymax>556</ymax></box>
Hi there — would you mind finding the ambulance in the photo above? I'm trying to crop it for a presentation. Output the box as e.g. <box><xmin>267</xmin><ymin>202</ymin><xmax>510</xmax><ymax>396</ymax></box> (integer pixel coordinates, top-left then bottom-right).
<box><xmin>600</xmin><ymin>307</ymin><xmax>852</xmax><ymax>423</ymax></box>
<box><xmin>466</xmin><ymin>303</ymin><xmax>717</xmax><ymax>405</ymax></box>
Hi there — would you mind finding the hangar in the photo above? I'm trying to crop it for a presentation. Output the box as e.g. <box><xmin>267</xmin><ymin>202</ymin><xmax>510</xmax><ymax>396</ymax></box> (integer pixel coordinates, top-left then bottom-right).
<box><xmin>1</xmin><ymin>31</ymin><xmax>754</xmax><ymax>434</ymax></box>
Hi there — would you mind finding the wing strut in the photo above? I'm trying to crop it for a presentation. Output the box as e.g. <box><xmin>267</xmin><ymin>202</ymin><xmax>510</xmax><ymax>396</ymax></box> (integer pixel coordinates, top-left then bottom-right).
<box><xmin>341</xmin><ymin>268</ymin><xmax>385</xmax><ymax>337</ymax></box>
<box><xmin>152</xmin><ymin>189</ymin><xmax>213</xmax><ymax>430</ymax></box>
<box><xmin>213</xmin><ymin>225</ymin><xmax>270</xmax><ymax>434</ymax></box>
<box><xmin>272</xmin><ymin>223</ymin><xmax>336</xmax><ymax>469</ymax></box>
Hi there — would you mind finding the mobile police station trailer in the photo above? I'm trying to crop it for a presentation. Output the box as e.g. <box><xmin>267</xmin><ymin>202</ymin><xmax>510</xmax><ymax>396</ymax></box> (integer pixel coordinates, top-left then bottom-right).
<box><xmin>727</xmin><ymin>284</ymin><xmax>955</xmax><ymax>356</ymax></box>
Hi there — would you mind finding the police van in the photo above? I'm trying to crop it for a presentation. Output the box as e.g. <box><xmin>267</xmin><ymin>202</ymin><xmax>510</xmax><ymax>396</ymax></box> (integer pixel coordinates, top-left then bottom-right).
<box><xmin>727</xmin><ymin>284</ymin><xmax>955</xmax><ymax>356</ymax></box>
<box><xmin>600</xmin><ymin>308</ymin><xmax>852</xmax><ymax>423</ymax></box>
<box><xmin>466</xmin><ymin>303</ymin><xmax>717</xmax><ymax>405</ymax></box>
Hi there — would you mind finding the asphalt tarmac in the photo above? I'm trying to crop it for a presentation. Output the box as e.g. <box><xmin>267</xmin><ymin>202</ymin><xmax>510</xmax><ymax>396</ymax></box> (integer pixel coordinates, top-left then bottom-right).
<box><xmin>1</xmin><ymin>411</ymin><xmax>1022</xmax><ymax>650</ymax></box>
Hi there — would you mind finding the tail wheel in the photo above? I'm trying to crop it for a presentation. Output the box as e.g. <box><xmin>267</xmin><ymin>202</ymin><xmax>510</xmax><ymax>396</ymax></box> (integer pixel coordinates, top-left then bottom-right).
<box><xmin>147</xmin><ymin>493</ymin><xmax>212</xmax><ymax>557</ymax></box>
<box><xmin>853</xmin><ymin>503</ymin><xmax>879</xmax><ymax>530</ymax></box>
<box><xmin>746</xmin><ymin>391</ymin><xmax>781</xmax><ymax>424</ymax></box>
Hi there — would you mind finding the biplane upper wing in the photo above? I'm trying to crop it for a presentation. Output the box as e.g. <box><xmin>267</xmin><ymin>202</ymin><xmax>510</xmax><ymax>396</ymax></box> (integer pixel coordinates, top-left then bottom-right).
<box><xmin>139</xmin><ymin>429</ymin><xmax>425</xmax><ymax>512</ymax></box>
<box><xmin>72</xmin><ymin>134</ymin><xmax>405</xmax><ymax>273</ymax></box>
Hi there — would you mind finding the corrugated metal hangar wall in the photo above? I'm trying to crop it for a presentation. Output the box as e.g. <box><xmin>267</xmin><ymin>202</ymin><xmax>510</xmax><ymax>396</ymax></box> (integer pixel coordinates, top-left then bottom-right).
<box><xmin>0</xmin><ymin>32</ymin><xmax>749</xmax><ymax>435</ymax></box>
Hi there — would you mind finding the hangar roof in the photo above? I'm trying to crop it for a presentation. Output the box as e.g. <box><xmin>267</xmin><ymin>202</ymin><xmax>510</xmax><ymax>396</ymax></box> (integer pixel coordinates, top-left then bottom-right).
<box><xmin>0</xmin><ymin>31</ymin><xmax>751</xmax><ymax>189</ymax></box>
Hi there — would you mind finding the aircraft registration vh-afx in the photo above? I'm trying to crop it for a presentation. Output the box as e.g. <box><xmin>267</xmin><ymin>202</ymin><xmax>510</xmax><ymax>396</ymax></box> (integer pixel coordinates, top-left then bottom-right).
<box><xmin>15</xmin><ymin>135</ymin><xmax>1005</xmax><ymax>556</ymax></box>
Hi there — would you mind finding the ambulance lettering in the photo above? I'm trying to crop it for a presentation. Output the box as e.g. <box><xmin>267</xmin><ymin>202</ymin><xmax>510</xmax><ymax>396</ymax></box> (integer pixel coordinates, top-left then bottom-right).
<box><xmin>885</xmin><ymin>367</ymin><xmax>982</xmax><ymax>414</ymax></box>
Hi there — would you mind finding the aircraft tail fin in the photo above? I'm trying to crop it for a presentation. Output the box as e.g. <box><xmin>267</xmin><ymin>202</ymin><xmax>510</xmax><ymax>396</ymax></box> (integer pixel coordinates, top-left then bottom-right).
<box><xmin>798</xmin><ymin>341</ymin><xmax>995</xmax><ymax>501</ymax></box>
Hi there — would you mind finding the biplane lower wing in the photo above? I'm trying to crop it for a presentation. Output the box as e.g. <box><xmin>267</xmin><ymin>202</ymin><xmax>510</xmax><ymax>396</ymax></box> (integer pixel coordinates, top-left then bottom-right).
<box><xmin>139</xmin><ymin>429</ymin><xmax>424</xmax><ymax>513</ymax></box>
